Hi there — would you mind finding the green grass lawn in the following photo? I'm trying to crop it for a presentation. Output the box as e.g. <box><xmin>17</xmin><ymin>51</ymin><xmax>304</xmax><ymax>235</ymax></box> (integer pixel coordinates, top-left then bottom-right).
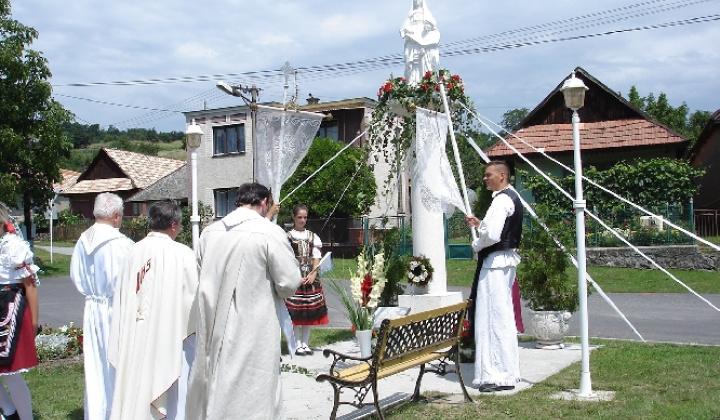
<box><xmin>24</xmin><ymin>335</ymin><xmax>720</xmax><ymax>419</ymax></box>
<box><xmin>328</xmin><ymin>257</ymin><xmax>719</xmax><ymax>294</ymax></box>
<box><xmin>33</xmin><ymin>248</ymin><xmax>72</xmax><ymax>277</ymax></box>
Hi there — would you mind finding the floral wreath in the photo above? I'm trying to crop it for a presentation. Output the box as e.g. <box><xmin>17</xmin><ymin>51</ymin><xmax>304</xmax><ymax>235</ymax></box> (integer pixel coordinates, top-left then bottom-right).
<box><xmin>405</xmin><ymin>255</ymin><xmax>434</xmax><ymax>286</ymax></box>
<box><xmin>368</xmin><ymin>69</ymin><xmax>474</xmax><ymax>194</ymax></box>
<box><xmin>377</xmin><ymin>70</ymin><xmax>467</xmax><ymax>110</ymax></box>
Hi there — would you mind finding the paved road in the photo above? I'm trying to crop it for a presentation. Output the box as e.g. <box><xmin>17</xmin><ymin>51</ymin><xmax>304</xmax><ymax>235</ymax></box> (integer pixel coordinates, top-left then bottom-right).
<box><xmin>38</xmin><ymin>274</ymin><xmax>720</xmax><ymax>345</ymax></box>
<box><xmin>39</xmin><ymin>246</ymin><xmax>720</xmax><ymax>345</ymax></box>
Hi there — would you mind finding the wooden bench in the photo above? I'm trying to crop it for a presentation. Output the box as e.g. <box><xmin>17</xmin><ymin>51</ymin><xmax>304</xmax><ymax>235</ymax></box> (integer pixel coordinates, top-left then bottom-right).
<box><xmin>316</xmin><ymin>300</ymin><xmax>473</xmax><ymax>420</ymax></box>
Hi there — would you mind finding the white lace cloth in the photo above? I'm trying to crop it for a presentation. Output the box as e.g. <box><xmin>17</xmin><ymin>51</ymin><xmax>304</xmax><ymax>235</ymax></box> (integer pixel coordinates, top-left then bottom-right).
<box><xmin>255</xmin><ymin>105</ymin><xmax>324</xmax><ymax>202</ymax></box>
<box><xmin>411</xmin><ymin>107</ymin><xmax>465</xmax><ymax>218</ymax></box>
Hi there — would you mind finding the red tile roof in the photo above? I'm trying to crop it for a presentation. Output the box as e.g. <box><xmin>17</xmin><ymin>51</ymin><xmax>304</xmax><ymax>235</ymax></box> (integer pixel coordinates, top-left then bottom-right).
<box><xmin>64</xmin><ymin>178</ymin><xmax>134</xmax><ymax>194</ymax></box>
<box><xmin>487</xmin><ymin>118</ymin><xmax>688</xmax><ymax>157</ymax></box>
<box><xmin>63</xmin><ymin>149</ymin><xmax>186</xmax><ymax>195</ymax></box>
<box><xmin>55</xmin><ymin>169</ymin><xmax>81</xmax><ymax>191</ymax></box>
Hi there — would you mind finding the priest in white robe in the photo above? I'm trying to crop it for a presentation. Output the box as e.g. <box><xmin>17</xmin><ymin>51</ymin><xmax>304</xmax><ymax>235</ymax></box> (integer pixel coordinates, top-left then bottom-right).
<box><xmin>109</xmin><ymin>201</ymin><xmax>199</xmax><ymax>420</ymax></box>
<box><xmin>186</xmin><ymin>183</ymin><xmax>301</xmax><ymax>420</ymax></box>
<box><xmin>70</xmin><ymin>192</ymin><xmax>134</xmax><ymax>420</ymax></box>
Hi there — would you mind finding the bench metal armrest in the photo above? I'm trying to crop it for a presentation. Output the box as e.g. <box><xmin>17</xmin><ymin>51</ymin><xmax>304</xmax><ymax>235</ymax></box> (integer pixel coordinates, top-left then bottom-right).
<box><xmin>321</xmin><ymin>348</ymin><xmax>372</xmax><ymax>374</ymax></box>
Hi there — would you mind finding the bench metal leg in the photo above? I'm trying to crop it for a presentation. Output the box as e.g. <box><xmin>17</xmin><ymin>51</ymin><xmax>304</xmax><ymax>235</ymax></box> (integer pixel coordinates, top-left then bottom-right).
<box><xmin>453</xmin><ymin>349</ymin><xmax>473</xmax><ymax>402</ymax></box>
<box><xmin>329</xmin><ymin>383</ymin><xmax>341</xmax><ymax>420</ymax></box>
<box><xmin>411</xmin><ymin>363</ymin><xmax>426</xmax><ymax>402</ymax></box>
<box><xmin>372</xmin><ymin>378</ymin><xmax>385</xmax><ymax>420</ymax></box>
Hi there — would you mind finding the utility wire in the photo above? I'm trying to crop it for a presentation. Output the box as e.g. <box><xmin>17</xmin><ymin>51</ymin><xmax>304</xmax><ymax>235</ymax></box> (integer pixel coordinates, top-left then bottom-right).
<box><xmin>49</xmin><ymin>4</ymin><xmax>718</xmax><ymax>128</ymax></box>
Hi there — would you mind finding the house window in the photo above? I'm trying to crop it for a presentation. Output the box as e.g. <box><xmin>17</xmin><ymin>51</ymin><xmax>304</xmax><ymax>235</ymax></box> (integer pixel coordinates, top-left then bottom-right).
<box><xmin>132</xmin><ymin>202</ymin><xmax>144</xmax><ymax>216</ymax></box>
<box><xmin>214</xmin><ymin>188</ymin><xmax>238</xmax><ymax>217</ymax></box>
<box><xmin>316</xmin><ymin>120</ymin><xmax>338</xmax><ymax>141</ymax></box>
<box><xmin>213</xmin><ymin>124</ymin><xmax>246</xmax><ymax>155</ymax></box>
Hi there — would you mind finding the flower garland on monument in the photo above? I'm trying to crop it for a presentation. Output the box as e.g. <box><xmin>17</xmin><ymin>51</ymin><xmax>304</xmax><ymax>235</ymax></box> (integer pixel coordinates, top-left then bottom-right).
<box><xmin>368</xmin><ymin>69</ymin><xmax>475</xmax><ymax>192</ymax></box>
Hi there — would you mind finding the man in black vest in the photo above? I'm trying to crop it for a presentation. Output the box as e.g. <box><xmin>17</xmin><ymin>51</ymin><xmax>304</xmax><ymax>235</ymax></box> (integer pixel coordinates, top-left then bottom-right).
<box><xmin>465</xmin><ymin>161</ymin><xmax>522</xmax><ymax>392</ymax></box>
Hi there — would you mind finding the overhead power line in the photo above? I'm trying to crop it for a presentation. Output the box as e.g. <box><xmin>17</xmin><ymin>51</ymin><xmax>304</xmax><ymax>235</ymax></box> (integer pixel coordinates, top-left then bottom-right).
<box><xmin>48</xmin><ymin>0</ymin><xmax>717</xmax><ymax>129</ymax></box>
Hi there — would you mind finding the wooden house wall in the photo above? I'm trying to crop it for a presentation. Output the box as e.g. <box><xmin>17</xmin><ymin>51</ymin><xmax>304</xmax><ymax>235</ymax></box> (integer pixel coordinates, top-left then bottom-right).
<box><xmin>334</xmin><ymin>108</ymin><xmax>365</xmax><ymax>144</ymax></box>
<box><xmin>692</xmin><ymin>130</ymin><xmax>720</xmax><ymax>209</ymax></box>
<box><xmin>70</xmin><ymin>193</ymin><xmax>136</xmax><ymax>219</ymax></box>
<box><xmin>523</xmin><ymin>84</ymin><xmax>643</xmax><ymax>128</ymax></box>
<box><xmin>79</xmin><ymin>153</ymin><xmax>125</xmax><ymax>181</ymax></box>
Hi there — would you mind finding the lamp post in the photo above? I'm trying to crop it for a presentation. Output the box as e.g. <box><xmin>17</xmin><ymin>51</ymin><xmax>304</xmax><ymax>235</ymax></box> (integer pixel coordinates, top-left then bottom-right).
<box><xmin>560</xmin><ymin>71</ymin><xmax>593</xmax><ymax>397</ymax></box>
<box><xmin>48</xmin><ymin>188</ymin><xmax>62</xmax><ymax>264</ymax></box>
<box><xmin>216</xmin><ymin>81</ymin><xmax>260</xmax><ymax>182</ymax></box>
<box><xmin>186</xmin><ymin>119</ymin><xmax>203</xmax><ymax>253</ymax></box>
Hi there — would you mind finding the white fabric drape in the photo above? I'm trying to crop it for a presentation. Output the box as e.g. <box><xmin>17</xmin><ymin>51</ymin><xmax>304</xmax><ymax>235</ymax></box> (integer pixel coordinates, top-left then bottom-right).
<box><xmin>412</xmin><ymin>107</ymin><xmax>465</xmax><ymax>218</ymax></box>
<box><xmin>254</xmin><ymin>106</ymin><xmax>324</xmax><ymax>203</ymax></box>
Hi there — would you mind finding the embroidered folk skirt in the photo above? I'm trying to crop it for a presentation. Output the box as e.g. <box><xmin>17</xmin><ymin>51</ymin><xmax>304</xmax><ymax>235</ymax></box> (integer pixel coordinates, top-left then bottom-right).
<box><xmin>0</xmin><ymin>287</ymin><xmax>38</xmax><ymax>374</ymax></box>
<box><xmin>285</xmin><ymin>281</ymin><xmax>329</xmax><ymax>326</ymax></box>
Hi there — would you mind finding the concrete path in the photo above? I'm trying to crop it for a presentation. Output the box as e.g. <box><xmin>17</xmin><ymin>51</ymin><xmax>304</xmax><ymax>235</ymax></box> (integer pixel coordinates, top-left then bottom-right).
<box><xmin>281</xmin><ymin>339</ymin><xmax>590</xmax><ymax>419</ymax></box>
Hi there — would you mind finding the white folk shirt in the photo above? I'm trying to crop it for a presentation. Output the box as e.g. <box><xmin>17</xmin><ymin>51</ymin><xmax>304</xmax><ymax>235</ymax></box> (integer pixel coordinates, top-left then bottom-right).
<box><xmin>186</xmin><ymin>207</ymin><xmax>301</xmax><ymax>420</ymax></box>
<box><xmin>471</xmin><ymin>189</ymin><xmax>522</xmax><ymax>269</ymax></box>
<box><xmin>70</xmin><ymin>223</ymin><xmax>133</xmax><ymax>420</ymax></box>
<box><xmin>109</xmin><ymin>231</ymin><xmax>199</xmax><ymax>420</ymax></box>
<box><xmin>0</xmin><ymin>233</ymin><xmax>39</xmax><ymax>284</ymax></box>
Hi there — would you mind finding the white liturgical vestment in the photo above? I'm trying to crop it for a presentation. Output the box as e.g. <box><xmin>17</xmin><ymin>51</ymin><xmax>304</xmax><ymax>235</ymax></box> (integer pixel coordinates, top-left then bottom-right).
<box><xmin>186</xmin><ymin>207</ymin><xmax>301</xmax><ymax>420</ymax></box>
<box><xmin>70</xmin><ymin>223</ymin><xmax>133</xmax><ymax>420</ymax></box>
<box><xmin>109</xmin><ymin>231</ymin><xmax>199</xmax><ymax>420</ymax></box>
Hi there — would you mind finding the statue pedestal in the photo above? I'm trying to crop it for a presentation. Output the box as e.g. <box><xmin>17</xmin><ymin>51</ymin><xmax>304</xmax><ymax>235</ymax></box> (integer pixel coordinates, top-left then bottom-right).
<box><xmin>398</xmin><ymin>291</ymin><xmax>463</xmax><ymax>314</ymax></box>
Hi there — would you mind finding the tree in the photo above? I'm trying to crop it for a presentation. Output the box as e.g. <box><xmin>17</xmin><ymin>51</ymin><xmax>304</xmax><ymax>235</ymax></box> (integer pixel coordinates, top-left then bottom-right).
<box><xmin>281</xmin><ymin>137</ymin><xmax>377</xmax><ymax>218</ymax></box>
<box><xmin>1</xmin><ymin>1</ymin><xmax>73</xmax><ymax>241</ymax></box>
<box><xmin>627</xmin><ymin>86</ymin><xmax>710</xmax><ymax>147</ymax></box>
<box><xmin>500</xmin><ymin>107</ymin><xmax>529</xmax><ymax>134</ymax></box>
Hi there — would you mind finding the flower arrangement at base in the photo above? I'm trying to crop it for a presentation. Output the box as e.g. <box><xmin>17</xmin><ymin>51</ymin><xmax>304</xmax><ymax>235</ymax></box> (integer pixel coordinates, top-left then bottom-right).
<box><xmin>327</xmin><ymin>247</ymin><xmax>387</xmax><ymax>332</ymax></box>
<box><xmin>35</xmin><ymin>322</ymin><xmax>83</xmax><ymax>363</ymax></box>
<box><xmin>405</xmin><ymin>255</ymin><xmax>434</xmax><ymax>286</ymax></box>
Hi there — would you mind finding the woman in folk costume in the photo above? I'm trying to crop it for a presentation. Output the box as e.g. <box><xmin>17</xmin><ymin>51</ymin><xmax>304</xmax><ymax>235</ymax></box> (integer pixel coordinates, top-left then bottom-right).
<box><xmin>0</xmin><ymin>204</ymin><xmax>39</xmax><ymax>420</ymax></box>
<box><xmin>284</xmin><ymin>204</ymin><xmax>328</xmax><ymax>355</ymax></box>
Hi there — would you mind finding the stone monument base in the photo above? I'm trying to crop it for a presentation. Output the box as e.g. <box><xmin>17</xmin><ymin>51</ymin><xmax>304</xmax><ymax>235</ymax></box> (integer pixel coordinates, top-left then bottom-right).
<box><xmin>398</xmin><ymin>291</ymin><xmax>464</xmax><ymax>314</ymax></box>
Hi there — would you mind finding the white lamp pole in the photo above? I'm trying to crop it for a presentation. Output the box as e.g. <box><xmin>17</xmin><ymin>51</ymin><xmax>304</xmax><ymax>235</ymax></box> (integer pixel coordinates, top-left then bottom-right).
<box><xmin>560</xmin><ymin>71</ymin><xmax>593</xmax><ymax>397</ymax></box>
<box><xmin>49</xmin><ymin>188</ymin><xmax>62</xmax><ymax>264</ymax></box>
<box><xmin>186</xmin><ymin>119</ymin><xmax>203</xmax><ymax>253</ymax></box>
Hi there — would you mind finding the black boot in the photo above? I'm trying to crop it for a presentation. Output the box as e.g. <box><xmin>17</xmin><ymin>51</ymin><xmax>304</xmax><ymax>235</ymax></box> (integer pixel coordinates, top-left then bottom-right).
<box><xmin>2</xmin><ymin>411</ymin><xmax>21</xmax><ymax>420</ymax></box>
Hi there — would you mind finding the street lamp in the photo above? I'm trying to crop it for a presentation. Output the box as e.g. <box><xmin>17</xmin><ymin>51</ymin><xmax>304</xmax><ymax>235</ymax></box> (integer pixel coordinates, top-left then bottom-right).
<box><xmin>49</xmin><ymin>188</ymin><xmax>62</xmax><ymax>264</ymax></box>
<box><xmin>560</xmin><ymin>71</ymin><xmax>592</xmax><ymax>397</ymax></box>
<box><xmin>186</xmin><ymin>119</ymin><xmax>203</xmax><ymax>253</ymax></box>
<box><xmin>216</xmin><ymin>81</ymin><xmax>259</xmax><ymax>181</ymax></box>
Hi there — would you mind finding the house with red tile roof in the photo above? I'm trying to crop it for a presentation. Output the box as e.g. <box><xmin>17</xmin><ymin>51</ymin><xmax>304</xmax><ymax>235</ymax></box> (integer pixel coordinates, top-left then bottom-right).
<box><xmin>62</xmin><ymin>148</ymin><xmax>186</xmax><ymax>218</ymax></box>
<box><xmin>486</xmin><ymin>67</ymin><xmax>689</xmax><ymax>202</ymax></box>
<box><xmin>687</xmin><ymin>109</ymin><xmax>720</xmax><ymax>236</ymax></box>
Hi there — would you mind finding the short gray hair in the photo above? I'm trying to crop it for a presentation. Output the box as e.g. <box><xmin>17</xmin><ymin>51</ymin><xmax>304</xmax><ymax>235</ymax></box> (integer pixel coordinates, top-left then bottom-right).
<box><xmin>93</xmin><ymin>193</ymin><xmax>124</xmax><ymax>219</ymax></box>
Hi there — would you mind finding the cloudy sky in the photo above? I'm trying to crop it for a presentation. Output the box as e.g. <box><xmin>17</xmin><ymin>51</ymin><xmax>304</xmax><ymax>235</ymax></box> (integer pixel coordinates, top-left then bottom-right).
<box><xmin>11</xmin><ymin>0</ymin><xmax>720</xmax><ymax>133</ymax></box>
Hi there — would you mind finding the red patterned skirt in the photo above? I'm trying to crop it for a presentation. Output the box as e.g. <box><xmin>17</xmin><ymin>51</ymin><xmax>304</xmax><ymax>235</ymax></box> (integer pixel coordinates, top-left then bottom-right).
<box><xmin>0</xmin><ymin>288</ymin><xmax>38</xmax><ymax>374</ymax></box>
<box><xmin>285</xmin><ymin>281</ymin><xmax>329</xmax><ymax>326</ymax></box>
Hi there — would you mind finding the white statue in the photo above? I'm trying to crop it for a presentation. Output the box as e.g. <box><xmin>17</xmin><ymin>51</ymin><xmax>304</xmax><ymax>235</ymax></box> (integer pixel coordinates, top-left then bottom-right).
<box><xmin>400</xmin><ymin>0</ymin><xmax>440</xmax><ymax>84</ymax></box>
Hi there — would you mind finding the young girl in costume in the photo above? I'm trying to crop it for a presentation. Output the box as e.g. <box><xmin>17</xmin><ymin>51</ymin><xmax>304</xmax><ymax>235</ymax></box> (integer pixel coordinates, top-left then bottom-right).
<box><xmin>284</xmin><ymin>204</ymin><xmax>328</xmax><ymax>355</ymax></box>
<box><xmin>0</xmin><ymin>204</ymin><xmax>39</xmax><ymax>420</ymax></box>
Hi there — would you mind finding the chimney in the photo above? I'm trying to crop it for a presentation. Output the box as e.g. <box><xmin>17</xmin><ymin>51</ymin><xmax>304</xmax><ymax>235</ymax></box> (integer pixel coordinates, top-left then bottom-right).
<box><xmin>306</xmin><ymin>93</ymin><xmax>320</xmax><ymax>105</ymax></box>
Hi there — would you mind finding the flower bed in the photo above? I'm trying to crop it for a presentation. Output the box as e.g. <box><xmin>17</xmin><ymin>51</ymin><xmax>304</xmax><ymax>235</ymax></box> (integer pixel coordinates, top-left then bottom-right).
<box><xmin>35</xmin><ymin>323</ymin><xmax>83</xmax><ymax>363</ymax></box>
